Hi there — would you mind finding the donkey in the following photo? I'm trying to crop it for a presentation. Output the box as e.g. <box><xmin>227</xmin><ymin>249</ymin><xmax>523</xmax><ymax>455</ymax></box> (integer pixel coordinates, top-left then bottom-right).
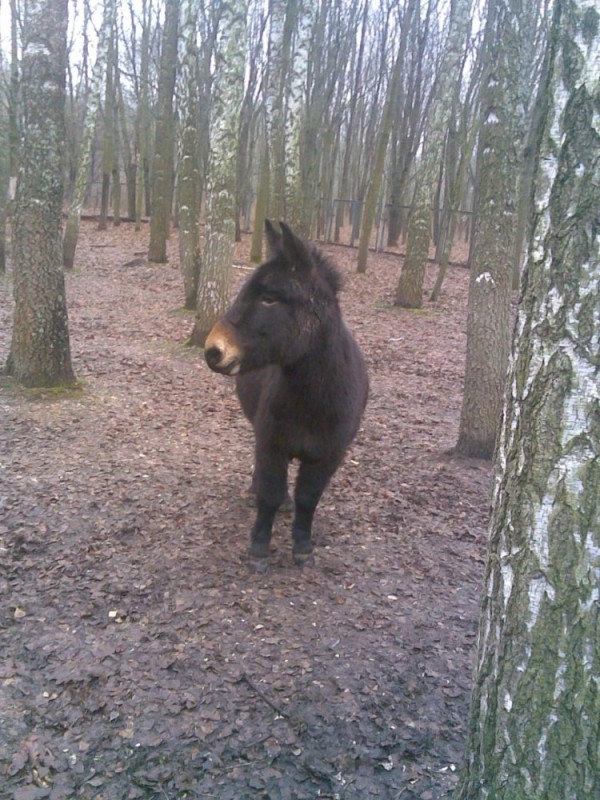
<box><xmin>204</xmin><ymin>221</ymin><xmax>368</xmax><ymax>562</ymax></box>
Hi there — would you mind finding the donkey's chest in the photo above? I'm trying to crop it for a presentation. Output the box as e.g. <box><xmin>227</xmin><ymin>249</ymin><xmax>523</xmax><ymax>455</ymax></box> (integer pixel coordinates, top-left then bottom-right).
<box><xmin>264</xmin><ymin>398</ymin><xmax>337</xmax><ymax>462</ymax></box>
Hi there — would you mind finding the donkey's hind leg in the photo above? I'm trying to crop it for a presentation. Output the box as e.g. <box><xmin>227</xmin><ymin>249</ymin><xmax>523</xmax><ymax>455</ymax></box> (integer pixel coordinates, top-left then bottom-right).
<box><xmin>292</xmin><ymin>461</ymin><xmax>336</xmax><ymax>558</ymax></box>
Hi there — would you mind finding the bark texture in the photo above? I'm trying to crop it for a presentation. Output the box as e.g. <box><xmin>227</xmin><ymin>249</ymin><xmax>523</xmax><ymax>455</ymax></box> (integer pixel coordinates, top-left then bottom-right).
<box><xmin>455</xmin><ymin>0</ymin><xmax>523</xmax><ymax>458</ymax></box>
<box><xmin>148</xmin><ymin>0</ymin><xmax>180</xmax><ymax>263</ymax></box>
<box><xmin>458</xmin><ymin>1</ymin><xmax>600</xmax><ymax>796</ymax></box>
<box><xmin>6</xmin><ymin>0</ymin><xmax>75</xmax><ymax>388</ymax></box>
<box><xmin>191</xmin><ymin>0</ymin><xmax>247</xmax><ymax>343</ymax></box>
<box><xmin>178</xmin><ymin>0</ymin><xmax>202</xmax><ymax>309</ymax></box>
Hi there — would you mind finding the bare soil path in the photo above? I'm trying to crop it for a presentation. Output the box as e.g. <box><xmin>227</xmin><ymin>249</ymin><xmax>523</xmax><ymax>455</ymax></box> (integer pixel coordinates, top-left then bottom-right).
<box><xmin>0</xmin><ymin>222</ymin><xmax>491</xmax><ymax>799</ymax></box>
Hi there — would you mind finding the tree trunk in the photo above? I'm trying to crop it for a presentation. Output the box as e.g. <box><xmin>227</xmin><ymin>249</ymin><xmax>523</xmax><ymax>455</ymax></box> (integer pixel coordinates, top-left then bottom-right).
<box><xmin>250</xmin><ymin>139</ymin><xmax>269</xmax><ymax>263</ymax></box>
<box><xmin>457</xmin><ymin>1</ymin><xmax>600</xmax><ymax>795</ymax></box>
<box><xmin>5</xmin><ymin>0</ymin><xmax>75</xmax><ymax>388</ymax></box>
<box><xmin>178</xmin><ymin>0</ymin><xmax>202</xmax><ymax>310</ymax></box>
<box><xmin>190</xmin><ymin>0</ymin><xmax>247</xmax><ymax>344</ymax></box>
<box><xmin>135</xmin><ymin>0</ymin><xmax>152</xmax><ymax>231</ymax></box>
<box><xmin>148</xmin><ymin>0</ymin><xmax>180</xmax><ymax>263</ymax></box>
<box><xmin>455</xmin><ymin>0</ymin><xmax>523</xmax><ymax>458</ymax></box>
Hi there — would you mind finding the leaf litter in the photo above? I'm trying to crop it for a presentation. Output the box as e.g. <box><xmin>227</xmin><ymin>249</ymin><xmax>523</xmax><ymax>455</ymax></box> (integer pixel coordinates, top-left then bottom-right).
<box><xmin>0</xmin><ymin>221</ymin><xmax>492</xmax><ymax>798</ymax></box>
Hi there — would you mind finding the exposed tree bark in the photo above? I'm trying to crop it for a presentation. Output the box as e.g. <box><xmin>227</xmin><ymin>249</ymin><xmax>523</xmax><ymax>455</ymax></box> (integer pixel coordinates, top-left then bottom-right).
<box><xmin>178</xmin><ymin>0</ymin><xmax>202</xmax><ymax>309</ymax></box>
<box><xmin>455</xmin><ymin>0</ymin><xmax>524</xmax><ymax>459</ymax></box>
<box><xmin>5</xmin><ymin>0</ymin><xmax>76</xmax><ymax>388</ymax></box>
<box><xmin>148</xmin><ymin>0</ymin><xmax>180</xmax><ymax>263</ymax></box>
<box><xmin>190</xmin><ymin>0</ymin><xmax>247</xmax><ymax>344</ymax></box>
<box><xmin>250</xmin><ymin>137</ymin><xmax>270</xmax><ymax>263</ymax></box>
<box><xmin>264</xmin><ymin>0</ymin><xmax>290</xmax><ymax>222</ymax></box>
<box><xmin>457</xmin><ymin>0</ymin><xmax>600</xmax><ymax>795</ymax></box>
<box><xmin>98</xmin><ymin>17</ymin><xmax>117</xmax><ymax>233</ymax></box>
<box><xmin>134</xmin><ymin>0</ymin><xmax>153</xmax><ymax>231</ymax></box>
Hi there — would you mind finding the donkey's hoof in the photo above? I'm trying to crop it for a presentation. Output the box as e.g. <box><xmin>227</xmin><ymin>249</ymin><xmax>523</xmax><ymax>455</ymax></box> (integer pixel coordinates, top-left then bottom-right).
<box><xmin>280</xmin><ymin>494</ymin><xmax>294</xmax><ymax>514</ymax></box>
<box><xmin>249</xmin><ymin>556</ymin><xmax>270</xmax><ymax>573</ymax></box>
<box><xmin>293</xmin><ymin>551</ymin><xmax>315</xmax><ymax>568</ymax></box>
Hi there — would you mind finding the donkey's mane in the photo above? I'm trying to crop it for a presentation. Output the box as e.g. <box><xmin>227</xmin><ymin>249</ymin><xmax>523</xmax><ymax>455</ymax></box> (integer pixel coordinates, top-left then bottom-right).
<box><xmin>308</xmin><ymin>243</ymin><xmax>343</xmax><ymax>297</ymax></box>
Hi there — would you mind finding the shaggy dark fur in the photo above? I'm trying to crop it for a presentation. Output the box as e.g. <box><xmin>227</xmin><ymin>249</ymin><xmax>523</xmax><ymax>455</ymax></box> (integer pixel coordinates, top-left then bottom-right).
<box><xmin>205</xmin><ymin>221</ymin><xmax>368</xmax><ymax>561</ymax></box>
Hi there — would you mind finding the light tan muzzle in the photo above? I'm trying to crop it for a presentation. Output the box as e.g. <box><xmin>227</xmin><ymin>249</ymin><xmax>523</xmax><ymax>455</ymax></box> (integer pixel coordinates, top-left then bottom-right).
<box><xmin>204</xmin><ymin>320</ymin><xmax>243</xmax><ymax>375</ymax></box>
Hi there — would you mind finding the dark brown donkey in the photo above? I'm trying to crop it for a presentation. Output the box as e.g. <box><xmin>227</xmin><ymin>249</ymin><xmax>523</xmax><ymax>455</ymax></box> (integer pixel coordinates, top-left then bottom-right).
<box><xmin>204</xmin><ymin>221</ymin><xmax>368</xmax><ymax>562</ymax></box>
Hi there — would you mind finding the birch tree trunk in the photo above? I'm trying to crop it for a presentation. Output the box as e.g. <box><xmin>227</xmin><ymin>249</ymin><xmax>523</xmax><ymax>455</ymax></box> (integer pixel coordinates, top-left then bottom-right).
<box><xmin>190</xmin><ymin>0</ymin><xmax>247</xmax><ymax>344</ymax></box>
<box><xmin>148</xmin><ymin>0</ymin><xmax>180</xmax><ymax>263</ymax></box>
<box><xmin>62</xmin><ymin>0</ymin><xmax>112</xmax><ymax>269</ymax></box>
<box><xmin>458</xmin><ymin>0</ymin><xmax>599</xmax><ymax>795</ymax></box>
<box><xmin>178</xmin><ymin>0</ymin><xmax>202</xmax><ymax>309</ymax></box>
<box><xmin>455</xmin><ymin>0</ymin><xmax>523</xmax><ymax>458</ymax></box>
<box><xmin>98</xmin><ymin>23</ymin><xmax>116</xmax><ymax>233</ymax></box>
<box><xmin>284</xmin><ymin>0</ymin><xmax>313</xmax><ymax>236</ymax></box>
<box><xmin>5</xmin><ymin>0</ymin><xmax>75</xmax><ymax>388</ymax></box>
<box><xmin>135</xmin><ymin>0</ymin><xmax>152</xmax><ymax>231</ymax></box>
<box><xmin>265</xmin><ymin>0</ymin><xmax>288</xmax><ymax>222</ymax></box>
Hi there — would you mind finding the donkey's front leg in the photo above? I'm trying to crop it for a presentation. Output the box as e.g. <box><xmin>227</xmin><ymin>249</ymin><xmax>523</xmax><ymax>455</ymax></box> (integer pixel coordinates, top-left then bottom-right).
<box><xmin>249</xmin><ymin>448</ymin><xmax>288</xmax><ymax>558</ymax></box>
<box><xmin>292</xmin><ymin>461</ymin><xmax>336</xmax><ymax>558</ymax></box>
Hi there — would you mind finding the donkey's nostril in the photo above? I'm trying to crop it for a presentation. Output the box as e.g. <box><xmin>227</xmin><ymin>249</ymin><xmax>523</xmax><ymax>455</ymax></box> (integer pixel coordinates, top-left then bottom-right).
<box><xmin>205</xmin><ymin>346</ymin><xmax>223</xmax><ymax>370</ymax></box>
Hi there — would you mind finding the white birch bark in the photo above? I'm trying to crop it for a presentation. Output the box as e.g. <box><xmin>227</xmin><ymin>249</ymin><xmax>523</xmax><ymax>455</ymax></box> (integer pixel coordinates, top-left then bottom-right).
<box><xmin>192</xmin><ymin>0</ymin><xmax>247</xmax><ymax>342</ymax></box>
<box><xmin>178</xmin><ymin>0</ymin><xmax>202</xmax><ymax>309</ymax></box>
<box><xmin>458</xmin><ymin>0</ymin><xmax>600</xmax><ymax>795</ymax></box>
<box><xmin>284</xmin><ymin>0</ymin><xmax>314</xmax><ymax>235</ymax></box>
<box><xmin>6</xmin><ymin>0</ymin><xmax>75</xmax><ymax>387</ymax></box>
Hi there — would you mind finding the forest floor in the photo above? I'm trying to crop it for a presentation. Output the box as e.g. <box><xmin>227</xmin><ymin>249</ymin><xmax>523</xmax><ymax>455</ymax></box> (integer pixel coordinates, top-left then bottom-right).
<box><xmin>0</xmin><ymin>221</ymin><xmax>493</xmax><ymax>800</ymax></box>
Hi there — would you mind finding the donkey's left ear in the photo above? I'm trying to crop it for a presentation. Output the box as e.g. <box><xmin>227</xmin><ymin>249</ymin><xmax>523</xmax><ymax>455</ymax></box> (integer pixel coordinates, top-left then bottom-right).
<box><xmin>265</xmin><ymin>219</ymin><xmax>283</xmax><ymax>258</ymax></box>
<box><xmin>279</xmin><ymin>222</ymin><xmax>312</xmax><ymax>273</ymax></box>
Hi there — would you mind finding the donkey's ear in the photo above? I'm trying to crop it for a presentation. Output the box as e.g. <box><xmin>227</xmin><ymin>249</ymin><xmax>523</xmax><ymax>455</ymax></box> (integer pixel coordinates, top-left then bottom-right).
<box><xmin>279</xmin><ymin>222</ymin><xmax>312</xmax><ymax>273</ymax></box>
<box><xmin>264</xmin><ymin>219</ymin><xmax>283</xmax><ymax>257</ymax></box>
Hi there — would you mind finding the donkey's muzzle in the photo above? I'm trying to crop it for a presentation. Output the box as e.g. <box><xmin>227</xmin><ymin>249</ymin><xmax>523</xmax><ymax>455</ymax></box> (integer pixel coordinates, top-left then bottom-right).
<box><xmin>204</xmin><ymin>320</ymin><xmax>242</xmax><ymax>375</ymax></box>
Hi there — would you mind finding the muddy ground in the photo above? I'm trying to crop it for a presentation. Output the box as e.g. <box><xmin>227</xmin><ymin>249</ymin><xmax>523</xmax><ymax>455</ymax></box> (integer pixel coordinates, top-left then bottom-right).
<box><xmin>0</xmin><ymin>221</ymin><xmax>492</xmax><ymax>799</ymax></box>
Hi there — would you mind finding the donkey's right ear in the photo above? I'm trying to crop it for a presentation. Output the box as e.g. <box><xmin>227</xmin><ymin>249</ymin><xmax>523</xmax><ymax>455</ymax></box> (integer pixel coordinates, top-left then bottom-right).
<box><xmin>264</xmin><ymin>219</ymin><xmax>283</xmax><ymax>257</ymax></box>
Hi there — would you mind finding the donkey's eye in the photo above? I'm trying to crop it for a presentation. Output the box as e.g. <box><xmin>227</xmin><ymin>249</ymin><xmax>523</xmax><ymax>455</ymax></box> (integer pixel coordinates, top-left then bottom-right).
<box><xmin>260</xmin><ymin>294</ymin><xmax>279</xmax><ymax>307</ymax></box>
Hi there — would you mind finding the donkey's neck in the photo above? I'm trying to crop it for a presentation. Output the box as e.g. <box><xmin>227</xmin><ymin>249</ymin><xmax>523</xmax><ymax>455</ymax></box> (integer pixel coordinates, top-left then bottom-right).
<box><xmin>282</xmin><ymin>321</ymin><xmax>346</xmax><ymax>407</ymax></box>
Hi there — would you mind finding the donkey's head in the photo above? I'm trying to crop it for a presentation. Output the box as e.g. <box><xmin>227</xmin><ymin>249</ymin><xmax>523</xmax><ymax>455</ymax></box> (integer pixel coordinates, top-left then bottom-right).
<box><xmin>205</xmin><ymin>221</ymin><xmax>341</xmax><ymax>376</ymax></box>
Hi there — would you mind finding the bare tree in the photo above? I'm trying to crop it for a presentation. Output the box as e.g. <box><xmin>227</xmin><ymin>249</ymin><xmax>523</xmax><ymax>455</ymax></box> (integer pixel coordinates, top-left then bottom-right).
<box><xmin>457</xmin><ymin>0</ymin><xmax>600</xmax><ymax>794</ymax></box>
<box><xmin>178</xmin><ymin>0</ymin><xmax>202</xmax><ymax>309</ymax></box>
<box><xmin>190</xmin><ymin>0</ymin><xmax>247</xmax><ymax>344</ymax></box>
<box><xmin>4</xmin><ymin>0</ymin><xmax>75</xmax><ymax>388</ymax></box>
<box><xmin>148</xmin><ymin>0</ymin><xmax>180</xmax><ymax>263</ymax></box>
<box><xmin>455</xmin><ymin>0</ymin><xmax>525</xmax><ymax>459</ymax></box>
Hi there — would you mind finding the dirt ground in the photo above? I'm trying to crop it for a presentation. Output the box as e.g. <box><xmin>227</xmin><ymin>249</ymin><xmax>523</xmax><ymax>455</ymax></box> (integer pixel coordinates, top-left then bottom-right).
<box><xmin>0</xmin><ymin>221</ymin><xmax>492</xmax><ymax>800</ymax></box>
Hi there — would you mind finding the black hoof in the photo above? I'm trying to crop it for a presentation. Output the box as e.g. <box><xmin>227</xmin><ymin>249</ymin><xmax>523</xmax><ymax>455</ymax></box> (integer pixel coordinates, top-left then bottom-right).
<box><xmin>248</xmin><ymin>556</ymin><xmax>270</xmax><ymax>573</ymax></box>
<box><xmin>293</xmin><ymin>551</ymin><xmax>315</xmax><ymax>567</ymax></box>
